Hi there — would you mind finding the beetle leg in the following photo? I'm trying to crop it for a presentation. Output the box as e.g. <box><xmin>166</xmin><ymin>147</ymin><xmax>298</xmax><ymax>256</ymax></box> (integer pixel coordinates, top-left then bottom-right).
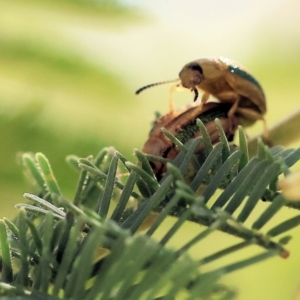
<box><xmin>169</xmin><ymin>84</ymin><xmax>183</xmax><ymax>111</ymax></box>
<box><xmin>169</xmin><ymin>84</ymin><xmax>196</xmax><ymax>112</ymax></box>
<box><xmin>236</xmin><ymin>107</ymin><xmax>271</xmax><ymax>145</ymax></box>
<box><xmin>201</xmin><ymin>92</ymin><xmax>210</xmax><ymax>104</ymax></box>
<box><xmin>214</xmin><ymin>91</ymin><xmax>241</xmax><ymax>134</ymax></box>
<box><xmin>168</xmin><ymin>85</ymin><xmax>176</xmax><ymax>112</ymax></box>
<box><xmin>195</xmin><ymin>92</ymin><xmax>210</xmax><ymax>111</ymax></box>
<box><xmin>214</xmin><ymin>91</ymin><xmax>241</xmax><ymax>118</ymax></box>
<box><xmin>169</xmin><ymin>84</ymin><xmax>185</xmax><ymax>112</ymax></box>
<box><xmin>261</xmin><ymin>118</ymin><xmax>272</xmax><ymax>146</ymax></box>
<box><xmin>227</xmin><ymin>97</ymin><xmax>240</xmax><ymax>118</ymax></box>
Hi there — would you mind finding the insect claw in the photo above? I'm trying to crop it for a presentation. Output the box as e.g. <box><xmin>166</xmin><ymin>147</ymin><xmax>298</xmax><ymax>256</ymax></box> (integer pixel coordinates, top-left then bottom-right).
<box><xmin>193</xmin><ymin>88</ymin><xmax>199</xmax><ymax>102</ymax></box>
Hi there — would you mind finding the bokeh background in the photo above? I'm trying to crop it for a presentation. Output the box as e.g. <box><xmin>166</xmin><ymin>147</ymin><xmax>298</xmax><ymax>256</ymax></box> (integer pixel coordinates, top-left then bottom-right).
<box><xmin>1</xmin><ymin>0</ymin><xmax>300</xmax><ymax>299</ymax></box>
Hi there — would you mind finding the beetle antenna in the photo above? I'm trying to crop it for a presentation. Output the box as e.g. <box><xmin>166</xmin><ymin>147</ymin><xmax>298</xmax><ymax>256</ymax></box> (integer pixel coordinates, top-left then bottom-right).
<box><xmin>193</xmin><ymin>88</ymin><xmax>199</xmax><ymax>102</ymax></box>
<box><xmin>135</xmin><ymin>79</ymin><xmax>179</xmax><ymax>95</ymax></box>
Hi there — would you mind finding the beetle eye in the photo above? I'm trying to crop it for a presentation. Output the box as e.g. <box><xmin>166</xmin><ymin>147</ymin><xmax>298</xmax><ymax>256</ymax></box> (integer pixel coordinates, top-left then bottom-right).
<box><xmin>193</xmin><ymin>75</ymin><xmax>201</xmax><ymax>85</ymax></box>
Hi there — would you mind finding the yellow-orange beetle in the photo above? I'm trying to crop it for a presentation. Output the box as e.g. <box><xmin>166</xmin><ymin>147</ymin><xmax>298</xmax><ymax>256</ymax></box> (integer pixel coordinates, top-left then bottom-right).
<box><xmin>136</xmin><ymin>56</ymin><xmax>268</xmax><ymax>138</ymax></box>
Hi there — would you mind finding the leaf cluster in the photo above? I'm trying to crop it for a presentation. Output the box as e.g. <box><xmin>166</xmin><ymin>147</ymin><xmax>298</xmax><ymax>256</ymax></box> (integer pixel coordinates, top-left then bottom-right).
<box><xmin>0</xmin><ymin>121</ymin><xmax>300</xmax><ymax>299</ymax></box>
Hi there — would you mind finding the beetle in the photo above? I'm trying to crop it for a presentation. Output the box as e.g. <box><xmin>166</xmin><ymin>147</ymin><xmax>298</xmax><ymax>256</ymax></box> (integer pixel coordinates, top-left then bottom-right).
<box><xmin>142</xmin><ymin>102</ymin><xmax>239</xmax><ymax>179</ymax></box>
<box><xmin>136</xmin><ymin>56</ymin><xmax>268</xmax><ymax>139</ymax></box>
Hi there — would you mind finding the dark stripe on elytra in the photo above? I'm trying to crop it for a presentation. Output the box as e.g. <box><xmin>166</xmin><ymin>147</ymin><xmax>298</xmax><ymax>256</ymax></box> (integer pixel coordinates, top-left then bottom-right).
<box><xmin>228</xmin><ymin>65</ymin><xmax>264</xmax><ymax>93</ymax></box>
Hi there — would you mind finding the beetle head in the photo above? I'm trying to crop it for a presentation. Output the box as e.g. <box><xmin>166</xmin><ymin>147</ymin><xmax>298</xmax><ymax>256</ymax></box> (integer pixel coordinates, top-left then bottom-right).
<box><xmin>179</xmin><ymin>63</ymin><xmax>204</xmax><ymax>89</ymax></box>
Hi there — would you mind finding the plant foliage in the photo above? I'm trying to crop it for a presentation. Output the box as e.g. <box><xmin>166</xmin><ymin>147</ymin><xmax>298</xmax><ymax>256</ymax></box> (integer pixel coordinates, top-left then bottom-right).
<box><xmin>0</xmin><ymin>121</ymin><xmax>300</xmax><ymax>299</ymax></box>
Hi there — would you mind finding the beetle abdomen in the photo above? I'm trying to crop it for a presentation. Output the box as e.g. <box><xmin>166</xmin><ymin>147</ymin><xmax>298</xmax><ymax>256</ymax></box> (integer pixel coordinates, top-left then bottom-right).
<box><xmin>238</xmin><ymin>96</ymin><xmax>263</xmax><ymax>113</ymax></box>
<box><xmin>142</xmin><ymin>103</ymin><xmax>239</xmax><ymax>179</ymax></box>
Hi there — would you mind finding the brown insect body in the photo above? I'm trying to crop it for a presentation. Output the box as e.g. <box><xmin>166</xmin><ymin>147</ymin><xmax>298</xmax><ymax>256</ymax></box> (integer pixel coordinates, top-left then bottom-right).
<box><xmin>139</xmin><ymin>56</ymin><xmax>268</xmax><ymax>177</ymax></box>
<box><xmin>179</xmin><ymin>57</ymin><xmax>266</xmax><ymax>128</ymax></box>
<box><xmin>142</xmin><ymin>102</ymin><xmax>239</xmax><ymax>177</ymax></box>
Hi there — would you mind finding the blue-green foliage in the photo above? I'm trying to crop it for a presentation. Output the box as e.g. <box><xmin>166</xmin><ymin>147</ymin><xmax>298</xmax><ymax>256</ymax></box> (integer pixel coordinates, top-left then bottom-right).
<box><xmin>0</xmin><ymin>123</ymin><xmax>299</xmax><ymax>299</ymax></box>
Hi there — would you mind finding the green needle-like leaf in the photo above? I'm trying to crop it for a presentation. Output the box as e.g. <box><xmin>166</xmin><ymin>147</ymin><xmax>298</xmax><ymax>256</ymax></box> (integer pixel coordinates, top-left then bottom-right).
<box><xmin>125</xmin><ymin>162</ymin><xmax>159</xmax><ymax>193</ymax></box>
<box><xmin>79</xmin><ymin>159</ymin><xmax>140</xmax><ymax>199</ymax></box>
<box><xmin>134</xmin><ymin>149</ymin><xmax>156</xmax><ymax>178</ymax></box>
<box><xmin>22</xmin><ymin>153</ymin><xmax>46</xmax><ymax>193</ymax></box>
<box><xmin>161</xmin><ymin>127</ymin><xmax>187</xmax><ymax>153</ymax></box>
<box><xmin>252</xmin><ymin>194</ymin><xmax>287</xmax><ymax>230</ymax></box>
<box><xmin>65</xmin><ymin>155</ymin><xmax>81</xmax><ymax>172</ymax></box>
<box><xmin>23</xmin><ymin>193</ymin><xmax>66</xmax><ymax>217</ymax></box>
<box><xmin>177</xmin><ymin>137</ymin><xmax>202</xmax><ymax>175</ymax></box>
<box><xmin>0</xmin><ymin>221</ymin><xmax>13</xmax><ymax>283</ymax></box>
<box><xmin>122</xmin><ymin>176</ymin><xmax>173</xmax><ymax>233</ymax></box>
<box><xmin>3</xmin><ymin>218</ymin><xmax>19</xmax><ymax>239</ymax></box>
<box><xmin>146</xmin><ymin>193</ymin><xmax>182</xmax><ymax>237</ymax></box>
<box><xmin>73</xmin><ymin>169</ymin><xmax>88</xmax><ymax>206</ymax></box>
<box><xmin>110</xmin><ymin>171</ymin><xmax>138</xmax><ymax>223</ymax></box>
<box><xmin>160</xmin><ymin>209</ymin><xmax>192</xmax><ymax>246</ymax></box>
<box><xmin>211</xmin><ymin>251</ymin><xmax>277</xmax><ymax>275</ymax></box>
<box><xmin>36</xmin><ymin>153</ymin><xmax>61</xmax><ymax>196</ymax></box>
<box><xmin>26</xmin><ymin>218</ymin><xmax>43</xmax><ymax>256</ymax></box>
<box><xmin>190</xmin><ymin>143</ymin><xmax>224</xmax><ymax>191</ymax></box>
<box><xmin>211</xmin><ymin>157</ymin><xmax>261</xmax><ymax>210</ymax></box>
<box><xmin>283</xmin><ymin>148</ymin><xmax>300</xmax><ymax>168</ymax></box>
<box><xmin>198</xmin><ymin>241</ymin><xmax>253</xmax><ymax>266</ymax></box>
<box><xmin>197</xmin><ymin>118</ymin><xmax>213</xmax><ymax>155</ymax></box>
<box><xmin>221</xmin><ymin>160</ymin><xmax>269</xmax><ymax>214</ymax></box>
<box><xmin>238</xmin><ymin>125</ymin><xmax>249</xmax><ymax>170</ymax></box>
<box><xmin>176</xmin><ymin>216</ymin><xmax>227</xmax><ymax>257</ymax></box>
<box><xmin>202</xmin><ymin>151</ymin><xmax>242</xmax><ymax>203</ymax></box>
<box><xmin>161</xmin><ymin>128</ymin><xmax>201</xmax><ymax>170</ymax></box>
<box><xmin>39</xmin><ymin>213</ymin><xmax>55</xmax><ymax>293</ymax></box>
<box><xmin>64</xmin><ymin>226</ymin><xmax>102</xmax><ymax>300</ymax></box>
<box><xmin>237</xmin><ymin>163</ymin><xmax>281</xmax><ymax>222</ymax></box>
<box><xmin>15</xmin><ymin>211</ymin><xmax>29</xmax><ymax>287</ymax></box>
<box><xmin>215</xmin><ymin>118</ymin><xmax>231</xmax><ymax>161</ymax></box>
<box><xmin>267</xmin><ymin>215</ymin><xmax>300</xmax><ymax>237</ymax></box>
<box><xmin>97</xmin><ymin>154</ymin><xmax>118</xmax><ymax>218</ymax></box>
<box><xmin>52</xmin><ymin>219</ymin><xmax>85</xmax><ymax>297</ymax></box>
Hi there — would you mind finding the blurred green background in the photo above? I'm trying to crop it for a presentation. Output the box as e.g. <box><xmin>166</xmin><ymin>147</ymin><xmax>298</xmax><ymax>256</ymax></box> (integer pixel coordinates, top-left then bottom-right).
<box><xmin>1</xmin><ymin>0</ymin><xmax>300</xmax><ymax>299</ymax></box>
